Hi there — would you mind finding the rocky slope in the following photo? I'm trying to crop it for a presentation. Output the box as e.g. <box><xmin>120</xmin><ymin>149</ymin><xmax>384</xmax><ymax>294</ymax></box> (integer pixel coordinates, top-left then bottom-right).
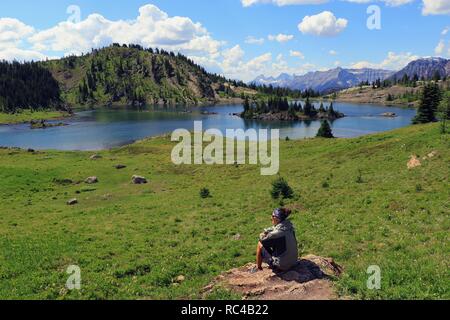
<box><xmin>389</xmin><ymin>57</ymin><xmax>450</xmax><ymax>81</ymax></box>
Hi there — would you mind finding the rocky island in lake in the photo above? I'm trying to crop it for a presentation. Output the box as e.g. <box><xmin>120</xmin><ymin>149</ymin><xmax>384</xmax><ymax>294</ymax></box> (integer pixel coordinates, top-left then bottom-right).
<box><xmin>239</xmin><ymin>96</ymin><xmax>345</xmax><ymax>121</ymax></box>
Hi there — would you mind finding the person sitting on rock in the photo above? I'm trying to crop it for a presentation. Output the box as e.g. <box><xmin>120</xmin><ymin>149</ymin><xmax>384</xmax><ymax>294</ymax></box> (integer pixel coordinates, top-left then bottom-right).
<box><xmin>256</xmin><ymin>208</ymin><xmax>298</xmax><ymax>272</ymax></box>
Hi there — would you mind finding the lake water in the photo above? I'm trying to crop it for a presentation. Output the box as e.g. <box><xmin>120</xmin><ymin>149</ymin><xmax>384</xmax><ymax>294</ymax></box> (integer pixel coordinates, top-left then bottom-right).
<box><xmin>0</xmin><ymin>102</ymin><xmax>416</xmax><ymax>151</ymax></box>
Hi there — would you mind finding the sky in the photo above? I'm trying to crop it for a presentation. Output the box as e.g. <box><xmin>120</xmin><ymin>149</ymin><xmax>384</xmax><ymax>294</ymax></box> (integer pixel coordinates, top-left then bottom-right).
<box><xmin>0</xmin><ymin>0</ymin><xmax>449</xmax><ymax>81</ymax></box>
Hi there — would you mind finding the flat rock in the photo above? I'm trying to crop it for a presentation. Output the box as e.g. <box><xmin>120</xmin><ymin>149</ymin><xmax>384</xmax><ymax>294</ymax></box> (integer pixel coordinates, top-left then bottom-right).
<box><xmin>85</xmin><ymin>176</ymin><xmax>98</xmax><ymax>184</ymax></box>
<box><xmin>67</xmin><ymin>198</ymin><xmax>78</xmax><ymax>205</ymax></box>
<box><xmin>132</xmin><ymin>175</ymin><xmax>148</xmax><ymax>184</ymax></box>
<box><xmin>90</xmin><ymin>154</ymin><xmax>102</xmax><ymax>160</ymax></box>
<box><xmin>407</xmin><ymin>155</ymin><xmax>421</xmax><ymax>169</ymax></box>
<box><xmin>381</xmin><ymin>112</ymin><xmax>397</xmax><ymax>117</ymax></box>
<box><xmin>203</xmin><ymin>255</ymin><xmax>343</xmax><ymax>300</ymax></box>
<box><xmin>115</xmin><ymin>164</ymin><xmax>127</xmax><ymax>169</ymax></box>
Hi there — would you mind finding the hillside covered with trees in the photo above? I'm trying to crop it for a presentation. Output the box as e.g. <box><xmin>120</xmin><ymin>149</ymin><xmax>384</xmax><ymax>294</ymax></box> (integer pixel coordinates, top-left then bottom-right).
<box><xmin>0</xmin><ymin>44</ymin><xmax>309</xmax><ymax>114</ymax></box>
<box><xmin>0</xmin><ymin>62</ymin><xmax>63</xmax><ymax>113</ymax></box>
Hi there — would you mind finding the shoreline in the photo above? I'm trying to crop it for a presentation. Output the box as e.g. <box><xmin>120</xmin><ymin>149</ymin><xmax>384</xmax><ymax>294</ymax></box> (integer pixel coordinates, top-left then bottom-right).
<box><xmin>0</xmin><ymin>111</ymin><xmax>73</xmax><ymax>125</ymax></box>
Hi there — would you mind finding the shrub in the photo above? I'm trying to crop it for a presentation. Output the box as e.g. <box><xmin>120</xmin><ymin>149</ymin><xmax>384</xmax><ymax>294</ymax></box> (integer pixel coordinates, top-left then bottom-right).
<box><xmin>271</xmin><ymin>177</ymin><xmax>294</xmax><ymax>200</ymax></box>
<box><xmin>200</xmin><ymin>187</ymin><xmax>211</xmax><ymax>198</ymax></box>
<box><xmin>316</xmin><ymin>120</ymin><xmax>334</xmax><ymax>138</ymax></box>
<box><xmin>356</xmin><ymin>170</ymin><xmax>363</xmax><ymax>184</ymax></box>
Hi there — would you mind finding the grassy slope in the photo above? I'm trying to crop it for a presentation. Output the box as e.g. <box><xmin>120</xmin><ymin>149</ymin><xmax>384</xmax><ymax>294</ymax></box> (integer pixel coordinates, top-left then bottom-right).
<box><xmin>0</xmin><ymin>110</ymin><xmax>69</xmax><ymax>125</ymax></box>
<box><xmin>328</xmin><ymin>80</ymin><xmax>449</xmax><ymax>107</ymax></box>
<box><xmin>0</xmin><ymin>124</ymin><xmax>448</xmax><ymax>300</ymax></box>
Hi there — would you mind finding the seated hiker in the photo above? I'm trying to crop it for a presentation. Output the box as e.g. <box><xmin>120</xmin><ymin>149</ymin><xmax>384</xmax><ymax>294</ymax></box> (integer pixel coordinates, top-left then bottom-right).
<box><xmin>256</xmin><ymin>208</ymin><xmax>298</xmax><ymax>272</ymax></box>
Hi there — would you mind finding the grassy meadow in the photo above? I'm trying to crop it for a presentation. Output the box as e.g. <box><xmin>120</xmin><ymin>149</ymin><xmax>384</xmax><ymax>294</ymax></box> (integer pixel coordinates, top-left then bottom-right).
<box><xmin>0</xmin><ymin>123</ymin><xmax>448</xmax><ymax>300</ymax></box>
<box><xmin>0</xmin><ymin>110</ymin><xmax>70</xmax><ymax>125</ymax></box>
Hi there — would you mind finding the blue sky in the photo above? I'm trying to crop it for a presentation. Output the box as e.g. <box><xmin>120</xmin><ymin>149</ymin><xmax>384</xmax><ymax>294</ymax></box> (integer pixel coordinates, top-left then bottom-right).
<box><xmin>0</xmin><ymin>0</ymin><xmax>449</xmax><ymax>81</ymax></box>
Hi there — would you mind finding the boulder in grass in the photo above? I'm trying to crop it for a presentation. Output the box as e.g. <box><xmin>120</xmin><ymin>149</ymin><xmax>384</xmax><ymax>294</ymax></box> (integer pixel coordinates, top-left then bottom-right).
<box><xmin>67</xmin><ymin>198</ymin><xmax>78</xmax><ymax>205</ymax></box>
<box><xmin>90</xmin><ymin>154</ymin><xmax>102</xmax><ymax>160</ymax></box>
<box><xmin>85</xmin><ymin>176</ymin><xmax>98</xmax><ymax>184</ymax></box>
<box><xmin>115</xmin><ymin>164</ymin><xmax>127</xmax><ymax>170</ymax></box>
<box><xmin>407</xmin><ymin>155</ymin><xmax>421</xmax><ymax>169</ymax></box>
<box><xmin>132</xmin><ymin>175</ymin><xmax>148</xmax><ymax>184</ymax></box>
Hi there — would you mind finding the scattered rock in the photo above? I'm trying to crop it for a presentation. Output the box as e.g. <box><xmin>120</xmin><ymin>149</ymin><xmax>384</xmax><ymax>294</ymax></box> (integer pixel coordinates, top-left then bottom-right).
<box><xmin>175</xmin><ymin>275</ymin><xmax>186</xmax><ymax>283</ymax></box>
<box><xmin>30</xmin><ymin>120</ymin><xmax>68</xmax><ymax>129</ymax></box>
<box><xmin>115</xmin><ymin>164</ymin><xmax>127</xmax><ymax>169</ymax></box>
<box><xmin>427</xmin><ymin>151</ymin><xmax>438</xmax><ymax>158</ymax></box>
<box><xmin>203</xmin><ymin>255</ymin><xmax>343</xmax><ymax>300</ymax></box>
<box><xmin>232</xmin><ymin>234</ymin><xmax>242</xmax><ymax>241</ymax></box>
<box><xmin>132</xmin><ymin>175</ymin><xmax>148</xmax><ymax>184</ymax></box>
<box><xmin>53</xmin><ymin>178</ymin><xmax>73</xmax><ymax>185</ymax></box>
<box><xmin>407</xmin><ymin>155</ymin><xmax>421</xmax><ymax>169</ymax></box>
<box><xmin>85</xmin><ymin>176</ymin><xmax>98</xmax><ymax>184</ymax></box>
<box><xmin>381</xmin><ymin>112</ymin><xmax>397</xmax><ymax>118</ymax></box>
<box><xmin>90</xmin><ymin>154</ymin><xmax>102</xmax><ymax>160</ymax></box>
<box><xmin>67</xmin><ymin>198</ymin><xmax>78</xmax><ymax>205</ymax></box>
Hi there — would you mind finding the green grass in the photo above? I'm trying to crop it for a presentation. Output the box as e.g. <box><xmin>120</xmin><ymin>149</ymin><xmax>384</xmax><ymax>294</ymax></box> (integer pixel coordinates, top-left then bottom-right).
<box><xmin>0</xmin><ymin>123</ymin><xmax>448</xmax><ymax>300</ymax></box>
<box><xmin>0</xmin><ymin>110</ymin><xmax>70</xmax><ymax>124</ymax></box>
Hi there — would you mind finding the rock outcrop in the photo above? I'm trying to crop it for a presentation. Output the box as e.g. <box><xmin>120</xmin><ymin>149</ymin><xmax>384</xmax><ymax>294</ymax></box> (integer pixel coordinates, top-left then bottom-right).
<box><xmin>203</xmin><ymin>255</ymin><xmax>343</xmax><ymax>300</ymax></box>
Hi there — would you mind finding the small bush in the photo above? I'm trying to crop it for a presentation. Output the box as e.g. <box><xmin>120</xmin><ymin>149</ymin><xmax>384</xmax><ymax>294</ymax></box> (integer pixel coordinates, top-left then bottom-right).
<box><xmin>322</xmin><ymin>181</ymin><xmax>330</xmax><ymax>188</ymax></box>
<box><xmin>200</xmin><ymin>188</ymin><xmax>211</xmax><ymax>198</ymax></box>
<box><xmin>356</xmin><ymin>170</ymin><xmax>363</xmax><ymax>184</ymax></box>
<box><xmin>271</xmin><ymin>177</ymin><xmax>294</xmax><ymax>200</ymax></box>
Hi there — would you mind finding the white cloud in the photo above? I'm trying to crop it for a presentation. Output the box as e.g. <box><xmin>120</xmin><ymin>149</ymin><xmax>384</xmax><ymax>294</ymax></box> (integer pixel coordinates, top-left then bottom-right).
<box><xmin>298</xmin><ymin>11</ymin><xmax>348</xmax><ymax>37</ymax></box>
<box><xmin>329</xmin><ymin>49</ymin><xmax>338</xmax><ymax>55</ymax></box>
<box><xmin>0</xmin><ymin>47</ymin><xmax>57</xmax><ymax>62</ymax></box>
<box><xmin>422</xmin><ymin>0</ymin><xmax>450</xmax><ymax>15</ymax></box>
<box><xmin>435</xmin><ymin>40</ymin><xmax>446</xmax><ymax>55</ymax></box>
<box><xmin>442</xmin><ymin>27</ymin><xmax>450</xmax><ymax>36</ymax></box>
<box><xmin>289</xmin><ymin>50</ymin><xmax>305</xmax><ymax>59</ymax></box>
<box><xmin>242</xmin><ymin>0</ymin><xmax>413</xmax><ymax>6</ymax></box>
<box><xmin>27</xmin><ymin>4</ymin><xmax>222</xmax><ymax>57</ymax></box>
<box><xmin>268</xmin><ymin>33</ymin><xmax>294</xmax><ymax>43</ymax></box>
<box><xmin>241</xmin><ymin>0</ymin><xmax>328</xmax><ymax>7</ymax></box>
<box><xmin>343</xmin><ymin>0</ymin><xmax>414</xmax><ymax>6</ymax></box>
<box><xmin>0</xmin><ymin>18</ymin><xmax>34</xmax><ymax>49</ymax></box>
<box><xmin>245</xmin><ymin>36</ymin><xmax>265</xmax><ymax>45</ymax></box>
<box><xmin>350</xmin><ymin>51</ymin><xmax>419</xmax><ymax>70</ymax></box>
<box><xmin>434</xmin><ymin>40</ymin><xmax>450</xmax><ymax>57</ymax></box>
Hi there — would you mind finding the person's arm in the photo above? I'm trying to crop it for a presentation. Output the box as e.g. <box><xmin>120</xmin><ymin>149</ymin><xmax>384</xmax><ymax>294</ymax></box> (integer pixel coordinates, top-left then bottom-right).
<box><xmin>260</xmin><ymin>227</ymin><xmax>283</xmax><ymax>243</ymax></box>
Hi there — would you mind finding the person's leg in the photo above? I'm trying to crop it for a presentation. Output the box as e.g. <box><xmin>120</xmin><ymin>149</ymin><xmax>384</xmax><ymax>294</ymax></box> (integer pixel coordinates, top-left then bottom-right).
<box><xmin>256</xmin><ymin>242</ymin><xmax>263</xmax><ymax>270</ymax></box>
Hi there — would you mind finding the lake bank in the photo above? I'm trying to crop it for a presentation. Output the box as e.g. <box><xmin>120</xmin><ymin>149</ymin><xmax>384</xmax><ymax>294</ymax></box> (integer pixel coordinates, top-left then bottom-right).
<box><xmin>0</xmin><ymin>110</ymin><xmax>72</xmax><ymax>125</ymax></box>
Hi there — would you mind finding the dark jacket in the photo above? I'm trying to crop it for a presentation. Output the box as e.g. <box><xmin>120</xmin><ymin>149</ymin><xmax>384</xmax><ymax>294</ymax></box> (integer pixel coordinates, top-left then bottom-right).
<box><xmin>260</xmin><ymin>220</ymin><xmax>298</xmax><ymax>271</ymax></box>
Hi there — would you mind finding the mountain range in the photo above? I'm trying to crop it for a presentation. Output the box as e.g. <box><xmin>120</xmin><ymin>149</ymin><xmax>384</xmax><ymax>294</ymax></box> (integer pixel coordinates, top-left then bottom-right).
<box><xmin>389</xmin><ymin>57</ymin><xmax>450</xmax><ymax>81</ymax></box>
<box><xmin>252</xmin><ymin>57</ymin><xmax>450</xmax><ymax>94</ymax></box>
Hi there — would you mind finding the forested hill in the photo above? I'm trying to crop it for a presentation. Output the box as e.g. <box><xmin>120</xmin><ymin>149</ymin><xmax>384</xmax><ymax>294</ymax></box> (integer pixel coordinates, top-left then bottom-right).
<box><xmin>41</xmin><ymin>44</ymin><xmax>253</xmax><ymax>107</ymax></box>
<box><xmin>0</xmin><ymin>62</ymin><xmax>62</xmax><ymax>113</ymax></box>
<box><xmin>0</xmin><ymin>44</ymin><xmax>311</xmax><ymax>113</ymax></box>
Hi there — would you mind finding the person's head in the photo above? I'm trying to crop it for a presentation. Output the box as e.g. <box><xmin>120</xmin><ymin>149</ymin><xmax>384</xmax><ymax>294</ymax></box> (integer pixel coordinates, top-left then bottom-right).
<box><xmin>271</xmin><ymin>208</ymin><xmax>292</xmax><ymax>225</ymax></box>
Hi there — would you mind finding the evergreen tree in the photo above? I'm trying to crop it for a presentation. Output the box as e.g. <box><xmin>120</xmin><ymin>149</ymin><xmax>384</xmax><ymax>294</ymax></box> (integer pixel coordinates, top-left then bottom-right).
<box><xmin>316</xmin><ymin>120</ymin><xmax>334</xmax><ymax>138</ymax></box>
<box><xmin>412</xmin><ymin>83</ymin><xmax>442</xmax><ymax>124</ymax></box>
<box><xmin>438</xmin><ymin>92</ymin><xmax>450</xmax><ymax>134</ymax></box>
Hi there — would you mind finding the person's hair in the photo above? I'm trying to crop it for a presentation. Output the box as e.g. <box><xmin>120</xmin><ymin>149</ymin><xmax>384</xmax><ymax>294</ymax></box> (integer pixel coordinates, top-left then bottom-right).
<box><xmin>272</xmin><ymin>208</ymin><xmax>292</xmax><ymax>221</ymax></box>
